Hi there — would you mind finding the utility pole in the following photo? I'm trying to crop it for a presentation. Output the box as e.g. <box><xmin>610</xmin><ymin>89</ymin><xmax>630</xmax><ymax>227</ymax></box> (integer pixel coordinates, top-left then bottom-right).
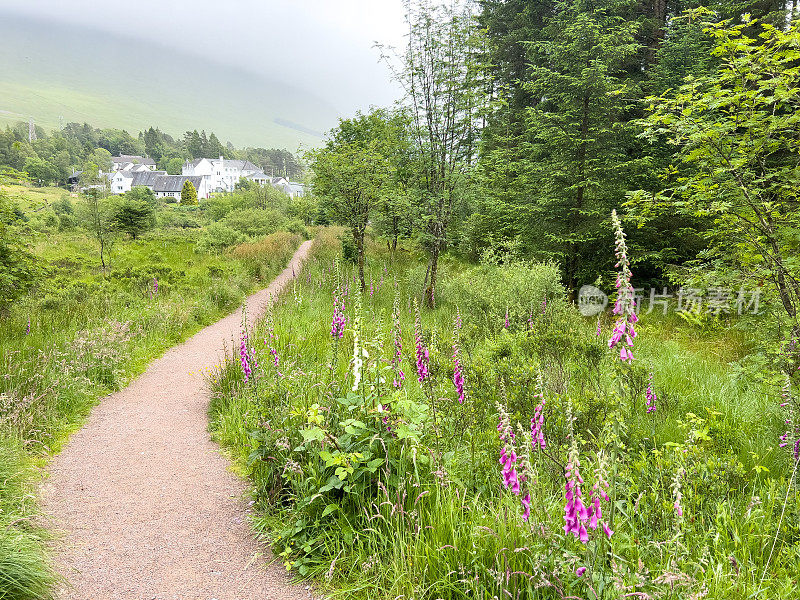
<box><xmin>28</xmin><ymin>117</ymin><xmax>37</xmax><ymax>143</ymax></box>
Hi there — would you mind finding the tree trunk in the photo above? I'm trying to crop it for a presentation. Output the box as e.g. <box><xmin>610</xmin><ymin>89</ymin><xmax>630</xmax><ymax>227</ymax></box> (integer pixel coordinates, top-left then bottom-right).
<box><xmin>356</xmin><ymin>231</ymin><xmax>366</xmax><ymax>291</ymax></box>
<box><xmin>424</xmin><ymin>243</ymin><xmax>439</xmax><ymax>308</ymax></box>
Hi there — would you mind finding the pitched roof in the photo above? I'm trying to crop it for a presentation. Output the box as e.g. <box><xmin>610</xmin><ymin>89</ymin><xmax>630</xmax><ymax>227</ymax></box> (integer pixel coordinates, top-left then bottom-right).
<box><xmin>130</xmin><ymin>171</ymin><xmax>167</xmax><ymax>188</ymax></box>
<box><xmin>245</xmin><ymin>171</ymin><xmax>269</xmax><ymax>180</ymax></box>
<box><xmin>153</xmin><ymin>175</ymin><xmax>204</xmax><ymax>193</ymax></box>
<box><xmin>112</xmin><ymin>154</ymin><xmax>156</xmax><ymax>166</ymax></box>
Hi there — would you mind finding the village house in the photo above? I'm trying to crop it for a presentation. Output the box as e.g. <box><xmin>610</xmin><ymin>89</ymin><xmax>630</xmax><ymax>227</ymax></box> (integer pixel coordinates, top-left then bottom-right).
<box><xmin>182</xmin><ymin>157</ymin><xmax>260</xmax><ymax>193</ymax></box>
<box><xmin>111</xmin><ymin>155</ymin><xmax>157</xmax><ymax>172</ymax></box>
<box><xmin>152</xmin><ymin>175</ymin><xmax>208</xmax><ymax>200</ymax></box>
<box><xmin>110</xmin><ymin>170</ymin><xmax>167</xmax><ymax>194</ymax></box>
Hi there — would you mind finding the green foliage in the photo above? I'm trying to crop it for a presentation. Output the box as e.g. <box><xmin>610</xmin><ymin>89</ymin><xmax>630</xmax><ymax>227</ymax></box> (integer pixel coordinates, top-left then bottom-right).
<box><xmin>221</xmin><ymin>208</ymin><xmax>285</xmax><ymax>238</ymax></box>
<box><xmin>0</xmin><ymin>188</ymin><xmax>38</xmax><ymax>311</ymax></box>
<box><xmin>634</xmin><ymin>15</ymin><xmax>800</xmax><ymax>343</ymax></box>
<box><xmin>208</xmin><ymin>237</ymin><xmax>798</xmax><ymax>599</ymax></box>
<box><xmin>180</xmin><ymin>180</ymin><xmax>197</xmax><ymax>206</ymax></box>
<box><xmin>309</xmin><ymin>109</ymin><xmax>396</xmax><ymax>287</ymax></box>
<box><xmin>113</xmin><ymin>197</ymin><xmax>155</xmax><ymax>240</ymax></box>
<box><xmin>196</xmin><ymin>222</ymin><xmax>246</xmax><ymax>253</ymax></box>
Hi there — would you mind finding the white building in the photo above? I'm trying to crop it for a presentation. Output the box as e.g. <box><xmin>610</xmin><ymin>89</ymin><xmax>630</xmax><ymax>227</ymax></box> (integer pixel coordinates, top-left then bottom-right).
<box><xmin>110</xmin><ymin>170</ymin><xmax>167</xmax><ymax>195</ymax></box>
<box><xmin>182</xmin><ymin>156</ymin><xmax>260</xmax><ymax>193</ymax></box>
<box><xmin>111</xmin><ymin>155</ymin><xmax>157</xmax><ymax>172</ymax></box>
<box><xmin>152</xmin><ymin>175</ymin><xmax>209</xmax><ymax>201</ymax></box>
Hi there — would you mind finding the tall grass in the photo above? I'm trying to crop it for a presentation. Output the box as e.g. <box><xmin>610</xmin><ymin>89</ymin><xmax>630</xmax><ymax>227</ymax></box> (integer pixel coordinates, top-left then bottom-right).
<box><xmin>208</xmin><ymin>233</ymin><xmax>799</xmax><ymax>599</ymax></box>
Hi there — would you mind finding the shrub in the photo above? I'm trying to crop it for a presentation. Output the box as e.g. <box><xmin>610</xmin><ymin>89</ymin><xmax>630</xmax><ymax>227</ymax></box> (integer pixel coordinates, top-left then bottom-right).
<box><xmin>443</xmin><ymin>260</ymin><xmax>568</xmax><ymax>330</ymax></box>
<box><xmin>222</xmin><ymin>208</ymin><xmax>286</xmax><ymax>238</ymax></box>
<box><xmin>196</xmin><ymin>222</ymin><xmax>246</xmax><ymax>253</ymax></box>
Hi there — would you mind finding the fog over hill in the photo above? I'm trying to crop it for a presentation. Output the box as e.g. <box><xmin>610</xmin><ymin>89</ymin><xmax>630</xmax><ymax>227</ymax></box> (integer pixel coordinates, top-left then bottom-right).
<box><xmin>0</xmin><ymin>13</ymin><xmax>342</xmax><ymax>149</ymax></box>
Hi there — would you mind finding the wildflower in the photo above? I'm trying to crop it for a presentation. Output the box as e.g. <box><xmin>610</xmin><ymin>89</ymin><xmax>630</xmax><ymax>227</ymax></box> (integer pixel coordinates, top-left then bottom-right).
<box><xmin>504</xmin><ymin>308</ymin><xmax>510</xmax><ymax>329</ymax></box>
<box><xmin>452</xmin><ymin>309</ymin><xmax>465</xmax><ymax>404</ymax></box>
<box><xmin>587</xmin><ymin>452</ymin><xmax>613</xmax><ymax>539</ymax></box>
<box><xmin>521</xmin><ymin>493</ymin><xmax>531</xmax><ymax>522</ymax></box>
<box><xmin>531</xmin><ymin>373</ymin><xmax>546</xmax><ymax>450</ymax></box>
<box><xmin>608</xmin><ymin>209</ymin><xmax>637</xmax><ymax>362</ymax></box>
<box><xmin>672</xmin><ymin>467</ymin><xmax>685</xmax><ymax>518</ymax></box>
<box><xmin>527</xmin><ymin>310</ymin><xmax>534</xmax><ymax>331</ymax></box>
<box><xmin>25</xmin><ymin>316</ymin><xmax>30</xmax><ymax>336</ymax></box>
<box><xmin>576</xmin><ymin>567</ymin><xmax>587</xmax><ymax>577</ymax></box>
<box><xmin>541</xmin><ymin>297</ymin><xmax>547</xmax><ymax>315</ymax></box>
<box><xmin>351</xmin><ymin>290</ymin><xmax>366</xmax><ymax>392</ymax></box>
<box><xmin>153</xmin><ymin>277</ymin><xmax>158</xmax><ymax>296</ymax></box>
<box><xmin>330</xmin><ymin>293</ymin><xmax>346</xmax><ymax>339</ymax></box>
<box><xmin>596</xmin><ymin>318</ymin><xmax>601</xmax><ymax>337</ymax></box>
<box><xmin>778</xmin><ymin>374</ymin><xmax>799</xmax><ymax>459</ymax></box>
<box><xmin>564</xmin><ymin>437</ymin><xmax>589</xmax><ymax>543</ymax></box>
<box><xmin>645</xmin><ymin>369</ymin><xmax>657</xmax><ymax>414</ymax></box>
<box><xmin>391</xmin><ymin>289</ymin><xmax>405</xmax><ymax>389</ymax></box>
<box><xmin>414</xmin><ymin>300</ymin><xmax>429</xmax><ymax>384</ymax></box>
<box><xmin>239</xmin><ymin>330</ymin><xmax>252</xmax><ymax>384</ymax></box>
<box><xmin>497</xmin><ymin>401</ymin><xmax>520</xmax><ymax>495</ymax></box>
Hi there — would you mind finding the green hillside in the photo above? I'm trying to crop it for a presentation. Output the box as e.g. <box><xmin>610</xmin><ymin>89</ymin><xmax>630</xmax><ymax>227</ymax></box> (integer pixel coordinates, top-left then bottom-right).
<box><xmin>0</xmin><ymin>13</ymin><xmax>338</xmax><ymax>149</ymax></box>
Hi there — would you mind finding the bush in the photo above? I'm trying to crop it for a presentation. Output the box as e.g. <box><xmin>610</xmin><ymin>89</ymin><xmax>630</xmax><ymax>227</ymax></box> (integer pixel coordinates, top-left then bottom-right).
<box><xmin>222</xmin><ymin>208</ymin><xmax>286</xmax><ymax>238</ymax></box>
<box><xmin>196</xmin><ymin>222</ymin><xmax>247</xmax><ymax>253</ymax></box>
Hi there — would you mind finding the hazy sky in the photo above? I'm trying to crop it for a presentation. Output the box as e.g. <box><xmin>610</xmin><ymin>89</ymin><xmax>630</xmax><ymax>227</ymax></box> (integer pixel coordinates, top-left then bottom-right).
<box><xmin>2</xmin><ymin>0</ymin><xmax>408</xmax><ymax>116</ymax></box>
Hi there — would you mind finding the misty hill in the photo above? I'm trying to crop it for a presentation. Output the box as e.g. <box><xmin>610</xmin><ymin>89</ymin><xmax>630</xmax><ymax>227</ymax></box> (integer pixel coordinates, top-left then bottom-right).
<box><xmin>0</xmin><ymin>13</ymin><xmax>339</xmax><ymax>149</ymax></box>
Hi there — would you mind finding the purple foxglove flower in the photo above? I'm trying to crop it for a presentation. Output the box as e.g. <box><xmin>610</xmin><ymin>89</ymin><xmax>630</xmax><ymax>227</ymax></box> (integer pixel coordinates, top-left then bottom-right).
<box><xmin>521</xmin><ymin>493</ymin><xmax>531</xmax><ymax>522</ymax></box>
<box><xmin>414</xmin><ymin>301</ymin><xmax>429</xmax><ymax>383</ymax></box>
<box><xmin>608</xmin><ymin>210</ymin><xmax>637</xmax><ymax>363</ymax></box>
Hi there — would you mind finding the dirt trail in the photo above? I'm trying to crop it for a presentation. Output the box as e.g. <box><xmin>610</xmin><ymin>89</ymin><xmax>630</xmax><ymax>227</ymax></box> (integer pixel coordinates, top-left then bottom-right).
<box><xmin>41</xmin><ymin>240</ymin><xmax>316</xmax><ymax>600</ymax></box>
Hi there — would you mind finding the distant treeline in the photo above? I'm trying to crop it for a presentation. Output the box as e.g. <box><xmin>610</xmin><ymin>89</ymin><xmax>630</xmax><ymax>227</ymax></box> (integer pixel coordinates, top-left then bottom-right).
<box><xmin>0</xmin><ymin>122</ymin><xmax>304</xmax><ymax>185</ymax></box>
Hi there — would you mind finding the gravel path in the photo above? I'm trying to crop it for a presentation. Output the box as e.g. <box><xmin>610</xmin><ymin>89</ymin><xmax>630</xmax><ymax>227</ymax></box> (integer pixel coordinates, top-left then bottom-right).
<box><xmin>41</xmin><ymin>240</ymin><xmax>316</xmax><ymax>600</ymax></box>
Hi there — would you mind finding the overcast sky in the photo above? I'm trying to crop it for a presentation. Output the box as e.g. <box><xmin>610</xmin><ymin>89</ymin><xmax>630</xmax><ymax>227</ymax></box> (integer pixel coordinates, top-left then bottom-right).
<box><xmin>2</xmin><ymin>0</ymin><xmax>408</xmax><ymax>116</ymax></box>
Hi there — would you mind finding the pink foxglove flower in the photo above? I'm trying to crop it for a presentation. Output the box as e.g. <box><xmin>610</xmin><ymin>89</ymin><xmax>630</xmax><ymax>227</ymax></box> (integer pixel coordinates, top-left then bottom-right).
<box><xmin>239</xmin><ymin>330</ymin><xmax>252</xmax><ymax>384</ymax></box>
<box><xmin>521</xmin><ymin>493</ymin><xmax>531</xmax><ymax>522</ymax></box>
<box><xmin>504</xmin><ymin>308</ymin><xmax>510</xmax><ymax>329</ymax></box>
<box><xmin>452</xmin><ymin>309</ymin><xmax>465</xmax><ymax>404</ymax></box>
<box><xmin>587</xmin><ymin>453</ymin><xmax>613</xmax><ymax>539</ymax></box>
<box><xmin>531</xmin><ymin>376</ymin><xmax>546</xmax><ymax>450</ymax></box>
<box><xmin>414</xmin><ymin>300</ymin><xmax>429</xmax><ymax>383</ymax></box>
<box><xmin>497</xmin><ymin>402</ymin><xmax>520</xmax><ymax>495</ymax></box>
<box><xmin>564</xmin><ymin>438</ymin><xmax>589</xmax><ymax>543</ymax></box>
<box><xmin>645</xmin><ymin>369</ymin><xmax>657</xmax><ymax>414</ymax></box>
<box><xmin>608</xmin><ymin>210</ymin><xmax>637</xmax><ymax>362</ymax></box>
<box><xmin>25</xmin><ymin>316</ymin><xmax>30</xmax><ymax>335</ymax></box>
<box><xmin>330</xmin><ymin>293</ymin><xmax>346</xmax><ymax>339</ymax></box>
<box><xmin>672</xmin><ymin>467</ymin><xmax>684</xmax><ymax>518</ymax></box>
<box><xmin>391</xmin><ymin>289</ymin><xmax>405</xmax><ymax>389</ymax></box>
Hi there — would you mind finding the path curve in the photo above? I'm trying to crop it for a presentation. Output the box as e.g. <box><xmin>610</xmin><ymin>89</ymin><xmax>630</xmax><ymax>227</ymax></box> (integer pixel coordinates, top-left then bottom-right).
<box><xmin>41</xmin><ymin>240</ymin><xmax>316</xmax><ymax>600</ymax></box>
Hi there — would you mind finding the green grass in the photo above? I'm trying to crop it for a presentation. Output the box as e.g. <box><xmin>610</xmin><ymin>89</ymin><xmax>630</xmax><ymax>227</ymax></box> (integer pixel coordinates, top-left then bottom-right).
<box><xmin>0</xmin><ymin>183</ymin><xmax>304</xmax><ymax>599</ymax></box>
<box><xmin>208</xmin><ymin>230</ymin><xmax>800</xmax><ymax>599</ymax></box>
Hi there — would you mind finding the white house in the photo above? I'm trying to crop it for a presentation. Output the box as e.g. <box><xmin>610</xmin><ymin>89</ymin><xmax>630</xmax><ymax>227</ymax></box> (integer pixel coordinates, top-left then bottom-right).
<box><xmin>111</xmin><ymin>155</ymin><xmax>157</xmax><ymax>171</ymax></box>
<box><xmin>182</xmin><ymin>156</ymin><xmax>260</xmax><ymax>193</ymax></box>
<box><xmin>110</xmin><ymin>170</ymin><xmax>168</xmax><ymax>195</ymax></box>
<box><xmin>152</xmin><ymin>175</ymin><xmax>209</xmax><ymax>201</ymax></box>
<box><xmin>244</xmin><ymin>171</ymin><xmax>270</xmax><ymax>186</ymax></box>
<box><xmin>267</xmin><ymin>176</ymin><xmax>304</xmax><ymax>198</ymax></box>
<box><xmin>110</xmin><ymin>171</ymin><xmax>134</xmax><ymax>194</ymax></box>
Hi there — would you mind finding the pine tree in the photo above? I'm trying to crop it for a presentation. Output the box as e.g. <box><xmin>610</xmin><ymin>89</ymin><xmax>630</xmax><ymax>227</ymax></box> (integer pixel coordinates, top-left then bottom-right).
<box><xmin>181</xmin><ymin>180</ymin><xmax>198</xmax><ymax>205</ymax></box>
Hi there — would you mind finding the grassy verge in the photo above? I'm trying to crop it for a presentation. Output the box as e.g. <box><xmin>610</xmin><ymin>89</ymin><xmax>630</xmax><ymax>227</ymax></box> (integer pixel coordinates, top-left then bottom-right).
<box><xmin>208</xmin><ymin>230</ymin><xmax>799</xmax><ymax>599</ymax></box>
<box><xmin>0</xmin><ymin>183</ymin><xmax>304</xmax><ymax>599</ymax></box>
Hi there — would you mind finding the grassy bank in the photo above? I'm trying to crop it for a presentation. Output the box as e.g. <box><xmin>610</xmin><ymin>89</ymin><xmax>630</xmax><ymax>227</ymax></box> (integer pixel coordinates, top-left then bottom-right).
<box><xmin>208</xmin><ymin>230</ymin><xmax>799</xmax><ymax>599</ymax></box>
<box><xmin>0</xmin><ymin>182</ymin><xmax>305</xmax><ymax>599</ymax></box>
